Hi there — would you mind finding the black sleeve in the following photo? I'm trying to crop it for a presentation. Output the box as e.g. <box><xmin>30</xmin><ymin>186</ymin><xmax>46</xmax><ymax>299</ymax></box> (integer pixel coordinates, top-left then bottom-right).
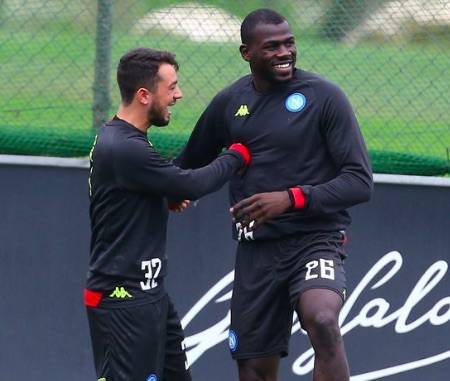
<box><xmin>302</xmin><ymin>84</ymin><xmax>373</xmax><ymax>214</ymax></box>
<box><xmin>114</xmin><ymin>136</ymin><xmax>243</xmax><ymax>200</ymax></box>
<box><xmin>175</xmin><ymin>92</ymin><xmax>230</xmax><ymax>169</ymax></box>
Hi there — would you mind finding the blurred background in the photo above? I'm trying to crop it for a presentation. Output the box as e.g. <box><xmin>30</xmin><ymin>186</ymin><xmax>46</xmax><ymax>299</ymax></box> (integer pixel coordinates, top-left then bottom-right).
<box><xmin>1</xmin><ymin>0</ymin><xmax>449</xmax><ymax>175</ymax></box>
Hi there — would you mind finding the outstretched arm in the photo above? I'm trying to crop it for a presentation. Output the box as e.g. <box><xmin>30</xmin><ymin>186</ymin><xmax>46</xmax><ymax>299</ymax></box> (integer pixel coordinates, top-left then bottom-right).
<box><xmin>115</xmin><ymin>138</ymin><xmax>250</xmax><ymax>201</ymax></box>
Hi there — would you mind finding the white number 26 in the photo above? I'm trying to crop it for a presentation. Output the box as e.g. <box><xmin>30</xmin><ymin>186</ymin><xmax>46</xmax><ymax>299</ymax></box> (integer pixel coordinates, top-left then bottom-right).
<box><xmin>305</xmin><ymin>259</ymin><xmax>335</xmax><ymax>280</ymax></box>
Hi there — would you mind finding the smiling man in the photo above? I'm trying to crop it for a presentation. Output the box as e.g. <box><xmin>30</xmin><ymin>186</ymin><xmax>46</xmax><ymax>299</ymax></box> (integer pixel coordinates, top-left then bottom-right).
<box><xmin>177</xmin><ymin>9</ymin><xmax>373</xmax><ymax>381</ymax></box>
<box><xmin>85</xmin><ymin>48</ymin><xmax>251</xmax><ymax>381</ymax></box>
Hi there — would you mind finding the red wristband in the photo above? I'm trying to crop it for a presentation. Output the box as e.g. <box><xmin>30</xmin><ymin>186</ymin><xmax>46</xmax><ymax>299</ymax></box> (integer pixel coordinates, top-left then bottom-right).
<box><xmin>288</xmin><ymin>187</ymin><xmax>306</xmax><ymax>209</ymax></box>
<box><xmin>228</xmin><ymin>143</ymin><xmax>251</xmax><ymax>166</ymax></box>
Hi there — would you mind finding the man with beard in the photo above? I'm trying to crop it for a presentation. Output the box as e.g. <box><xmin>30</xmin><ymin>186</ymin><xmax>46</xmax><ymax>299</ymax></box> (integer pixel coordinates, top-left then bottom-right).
<box><xmin>84</xmin><ymin>48</ymin><xmax>251</xmax><ymax>381</ymax></box>
<box><xmin>177</xmin><ymin>9</ymin><xmax>373</xmax><ymax>381</ymax></box>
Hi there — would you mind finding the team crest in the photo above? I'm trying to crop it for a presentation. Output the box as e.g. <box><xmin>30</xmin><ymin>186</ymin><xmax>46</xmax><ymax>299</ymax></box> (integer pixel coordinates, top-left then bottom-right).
<box><xmin>228</xmin><ymin>329</ymin><xmax>238</xmax><ymax>352</ymax></box>
<box><xmin>285</xmin><ymin>93</ymin><xmax>306</xmax><ymax>112</ymax></box>
<box><xmin>147</xmin><ymin>374</ymin><xmax>157</xmax><ymax>381</ymax></box>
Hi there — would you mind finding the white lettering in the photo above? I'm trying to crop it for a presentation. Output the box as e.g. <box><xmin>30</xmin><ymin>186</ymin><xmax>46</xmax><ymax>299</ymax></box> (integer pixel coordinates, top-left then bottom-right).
<box><xmin>395</xmin><ymin>261</ymin><xmax>448</xmax><ymax>332</ymax></box>
<box><xmin>181</xmin><ymin>271</ymin><xmax>234</xmax><ymax>365</ymax></box>
<box><xmin>181</xmin><ymin>251</ymin><xmax>450</xmax><ymax>380</ymax></box>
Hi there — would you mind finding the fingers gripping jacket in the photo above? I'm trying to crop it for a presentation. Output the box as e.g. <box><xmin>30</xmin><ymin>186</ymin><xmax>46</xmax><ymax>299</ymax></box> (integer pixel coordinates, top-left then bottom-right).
<box><xmin>228</xmin><ymin>143</ymin><xmax>251</xmax><ymax>166</ymax></box>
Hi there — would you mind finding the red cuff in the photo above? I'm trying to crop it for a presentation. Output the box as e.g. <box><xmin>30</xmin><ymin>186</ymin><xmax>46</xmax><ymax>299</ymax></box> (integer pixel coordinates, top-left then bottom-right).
<box><xmin>84</xmin><ymin>288</ymin><xmax>103</xmax><ymax>307</ymax></box>
<box><xmin>228</xmin><ymin>143</ymin><xmax>251</xmax><ymax>166</ymax></box>
<box><xmin>289</xmin><ymin>187</ymin><xmax>306</xmax><ymax>209</ymax></box>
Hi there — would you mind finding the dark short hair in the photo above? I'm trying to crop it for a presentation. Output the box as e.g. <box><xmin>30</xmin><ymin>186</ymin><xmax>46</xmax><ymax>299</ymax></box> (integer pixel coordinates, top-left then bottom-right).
<box><xmin>117</xmin><ymin>47</ymin><xmax>179</xmax><ymax>104</ymax></box>
<box><xmin>241</xmin><ymin>8</ymin><xmax>286</xmax><ymax>44</ymax></box>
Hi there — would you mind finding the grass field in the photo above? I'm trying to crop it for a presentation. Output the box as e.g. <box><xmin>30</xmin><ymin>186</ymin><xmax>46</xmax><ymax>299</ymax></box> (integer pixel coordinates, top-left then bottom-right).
<box><xmin>1</xmin><ymin>1</ymin><xmax>449</xmax><ymax>174</ymax></box>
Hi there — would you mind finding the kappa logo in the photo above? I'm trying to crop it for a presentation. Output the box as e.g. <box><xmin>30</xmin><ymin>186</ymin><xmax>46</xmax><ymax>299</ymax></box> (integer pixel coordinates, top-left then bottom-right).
<box><xmin>109</xmin><ymin>286</ymin><xmax>132</xmax><ymax>299</ymax></box>
<box><xmin>234</xmin><ymin>104</ymin><xmax>250</xmax><ymax>117</ymax></box>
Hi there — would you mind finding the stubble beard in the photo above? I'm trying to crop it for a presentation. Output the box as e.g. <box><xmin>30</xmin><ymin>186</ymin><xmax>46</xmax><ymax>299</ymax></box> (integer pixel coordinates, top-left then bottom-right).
<box><xmin>148</xmin><ymin>101</ymin><xmax>169</xmax><ymax>127</ymax></box>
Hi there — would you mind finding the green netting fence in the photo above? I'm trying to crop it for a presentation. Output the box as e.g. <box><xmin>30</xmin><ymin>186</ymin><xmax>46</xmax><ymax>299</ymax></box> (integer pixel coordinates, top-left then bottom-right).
<box><xmin>1</xmin><ymin>0</ymin><xmax>449</xmax><ymax>176</ymax></box>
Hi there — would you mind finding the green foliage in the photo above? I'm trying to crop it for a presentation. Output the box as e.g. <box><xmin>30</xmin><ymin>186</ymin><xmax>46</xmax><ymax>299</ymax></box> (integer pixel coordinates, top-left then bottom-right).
<box><xmin>0</xmin><ymin>0</ymin><xmax>449</xmax><ymax>175</ymax></box>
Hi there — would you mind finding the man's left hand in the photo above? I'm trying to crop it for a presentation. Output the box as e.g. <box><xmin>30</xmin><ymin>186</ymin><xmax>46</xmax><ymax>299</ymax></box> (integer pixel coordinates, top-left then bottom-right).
<box><xmin>230</xmin><ymin>191</ymin><xmax>291</xmax><ymax>230</ymax></box>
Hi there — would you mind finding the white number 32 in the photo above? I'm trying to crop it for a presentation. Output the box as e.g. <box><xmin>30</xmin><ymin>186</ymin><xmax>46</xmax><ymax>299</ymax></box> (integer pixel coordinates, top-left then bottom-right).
<box><xmin>140</xmin><ymin>258</ymin><xmax>162</xmax><ymax>290</ymax></box>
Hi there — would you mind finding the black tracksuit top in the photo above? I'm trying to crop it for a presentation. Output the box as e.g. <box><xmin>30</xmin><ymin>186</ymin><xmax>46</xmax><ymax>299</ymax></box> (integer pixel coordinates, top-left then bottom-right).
<box><xmin>86</xmin><ymin>118</ymin><xmax>244</xmax><ymax>298</ymax></box>
<box><xmin>178</xmin><ymin>69</ymin><xmax>373</xmax><ymax>240</ymax></box>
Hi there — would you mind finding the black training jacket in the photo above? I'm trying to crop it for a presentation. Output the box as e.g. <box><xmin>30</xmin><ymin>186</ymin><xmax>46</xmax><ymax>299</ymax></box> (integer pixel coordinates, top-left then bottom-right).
<box><xmin>86</xmin><ymin>117</ymin><xmax>244</xmax><ymax>302</ymax></box>
<box><xmin>177</xmin><ymin>69</ymin><xmax>373</xmax><ymax>240</ymax></box>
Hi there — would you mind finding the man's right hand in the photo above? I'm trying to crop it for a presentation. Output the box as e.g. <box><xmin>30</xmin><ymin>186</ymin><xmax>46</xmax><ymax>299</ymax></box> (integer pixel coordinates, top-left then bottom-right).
<box><xmin>230</xmin><ymin>191</ymin><xmax>291</xmax><ymax>230</ymax></box>
<box><xmin>230</xmin><ymin>186</ymin><xmax>306</xmax><ymax>230</ymax></box>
